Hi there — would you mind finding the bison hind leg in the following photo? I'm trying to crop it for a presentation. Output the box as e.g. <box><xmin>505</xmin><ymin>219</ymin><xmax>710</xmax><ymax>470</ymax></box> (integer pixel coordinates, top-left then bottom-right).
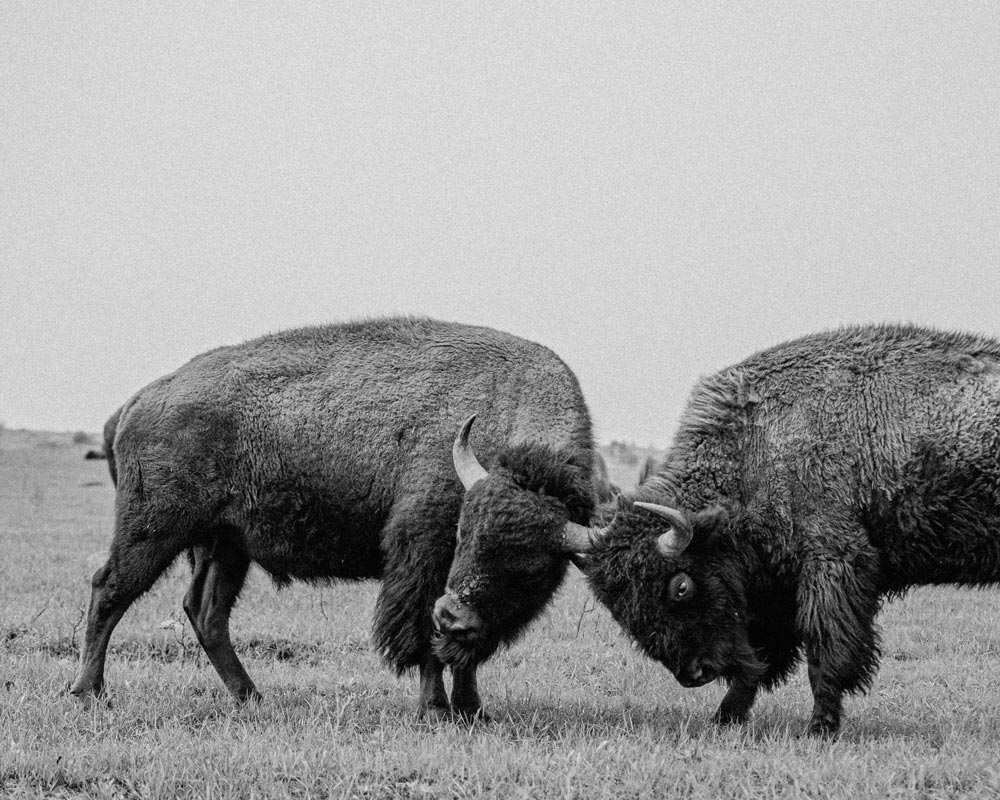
<box><xmin>183</xmin><ymin>536</ymin><xmax>260</xmax><ymax>703</ymax></box>
<box><xmin>71</xmin><ymin>515</ymin><xmax>194</xmax><ymax>700</ymax></box>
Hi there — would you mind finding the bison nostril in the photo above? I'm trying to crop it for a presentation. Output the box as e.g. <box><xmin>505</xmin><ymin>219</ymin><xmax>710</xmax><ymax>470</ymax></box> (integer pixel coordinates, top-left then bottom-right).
<box><xmin>439</xmin><ymin>608</ymin><xmax>458</xmax><ymax>625</ymax></box>
<box><xmin>433</xmin><ymin>595</ymin><xmax>473</xmax><ymax>634</ymax></box>
<box><xmin>432</xmin><ymin>597</ymin><xmax>455</xmax><ymax>631</ymax></box>
<box><xmin>432</xmin><ymin>595</ymin><xmax>485</xmax><ymax>641</ymax></box>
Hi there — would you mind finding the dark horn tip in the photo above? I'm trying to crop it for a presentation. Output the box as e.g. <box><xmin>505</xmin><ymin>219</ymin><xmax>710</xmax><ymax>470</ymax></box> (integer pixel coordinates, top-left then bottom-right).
<box><xmin>458</xmin><ymin>414</ymin><xmax>477</xmax><ymax>441</ymax></box>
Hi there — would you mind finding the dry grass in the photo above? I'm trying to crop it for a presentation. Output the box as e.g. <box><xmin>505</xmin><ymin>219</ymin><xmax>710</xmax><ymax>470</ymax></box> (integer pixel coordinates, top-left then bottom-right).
<box><xmin>3</xmin><ymin>430</ymin><xmax>1000</xmax><ymax>798</ymax></box>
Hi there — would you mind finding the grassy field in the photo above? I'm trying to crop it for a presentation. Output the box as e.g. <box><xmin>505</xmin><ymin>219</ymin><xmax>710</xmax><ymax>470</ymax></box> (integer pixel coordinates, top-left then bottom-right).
<box><xmin>4</xmin><ymin>429</ymin><xmax>1000</xmax><ymax>798</ymax></box>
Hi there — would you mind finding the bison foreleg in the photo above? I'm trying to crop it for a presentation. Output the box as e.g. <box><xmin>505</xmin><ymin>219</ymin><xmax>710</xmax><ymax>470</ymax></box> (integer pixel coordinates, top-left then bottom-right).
<box><xmin>417</xmin><ymin>652</ymin><xmax>451</xmax><ymax>721</ymax></box>
<box><xmin>183</xmin><ymin>541</ymin><xmax>259</xmax><ymax>703</ymax></box>
<box><xmin>714</xmin><ymin>600</ymin><xmax>801</xmax><ymax>726</ymax></box>
<box><xmin>797</xmin><ymin>553</ymin><xmax>881</xmax><ymax>737</ymax></box>
<box><xmin>714</xmin><ymin>681</ymin><xmax>758</xmax><ymax>725</ymax></box>
<box><xmin>714</xmin><ymin>640</ymin><xmax>799</xmax><ymax>725</ymax></box>
<box><xmin>450</xmin><ymin>665</ymin><xmax>486</xmax><ymax>721</ymax></box>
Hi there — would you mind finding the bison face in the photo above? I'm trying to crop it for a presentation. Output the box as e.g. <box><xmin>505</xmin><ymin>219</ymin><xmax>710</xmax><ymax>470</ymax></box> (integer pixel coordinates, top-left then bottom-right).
<box><xmin>432</xmin><ymin>417</ymin><xmax>595</xmax><ymax>669</ymax></box>
<box><xmin>585</xmin><ymin>503</ymin><xmax>764</xmax><ymax>689</ymax></box>
<box><xmin>433</xmin><ymin>474</ymin><xmax>571</xmax><ymax>668</ymax></box>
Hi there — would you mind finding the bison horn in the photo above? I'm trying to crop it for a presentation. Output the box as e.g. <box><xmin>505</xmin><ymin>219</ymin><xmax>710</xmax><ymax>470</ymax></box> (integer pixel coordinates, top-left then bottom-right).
<box><xmin>453</xmin><ymin>415</ymin><xmax>489</xmax><ymax>490</ymax></box>
<box><xmin>560</xmin><ymin>520</ymin><xmax>607</xmax><ymax>554</ymax></box>
<box><xmin>634</xmin><ymin>501</ymin><xmax>693</xmax><ymax>558</ymax></box>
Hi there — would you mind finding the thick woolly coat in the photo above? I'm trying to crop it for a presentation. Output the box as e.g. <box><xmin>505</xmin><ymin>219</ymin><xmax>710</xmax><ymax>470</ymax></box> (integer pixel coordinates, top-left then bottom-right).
<box><xmin>103</xmin><ymin>316</ymin><xmax>595</xmax><ymax>671</ymax></box>
<box><xmin>587</xmin><ymin>324</ymin><xmax>1000</xmax><ymax>730</ymax></box>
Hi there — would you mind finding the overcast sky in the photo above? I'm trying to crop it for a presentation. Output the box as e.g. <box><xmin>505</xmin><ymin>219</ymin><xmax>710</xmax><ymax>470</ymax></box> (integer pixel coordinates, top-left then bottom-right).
<box><xmin>3</xmin><ymin>3</ymin><xmax>999</xmax><ymax>446</ymax></box>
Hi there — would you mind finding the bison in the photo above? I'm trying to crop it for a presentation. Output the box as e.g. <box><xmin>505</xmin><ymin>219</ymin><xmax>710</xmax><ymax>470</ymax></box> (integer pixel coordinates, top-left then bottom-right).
<box><xmin>69</xmin><ymin>316</ymin><xmax>596</xmax><ymax>720</ymax></box>
<box><xmin>441</xmin><ymin>324</ymin><xmax>1000</xmax><ymax>735</ymax></box>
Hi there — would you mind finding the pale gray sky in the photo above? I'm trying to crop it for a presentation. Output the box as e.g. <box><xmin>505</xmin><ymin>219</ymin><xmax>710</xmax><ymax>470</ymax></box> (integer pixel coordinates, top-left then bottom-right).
<box><xmin>3</xmin><ymin>3</ymin><xmax>999</xmax><ymax>445</ymax></box>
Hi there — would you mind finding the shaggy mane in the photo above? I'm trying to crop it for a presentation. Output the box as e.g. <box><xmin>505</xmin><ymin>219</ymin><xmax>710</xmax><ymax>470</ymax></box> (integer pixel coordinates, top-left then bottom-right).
<box><xmin>492</xmin><ymin>443</ymin><xmax>595</xmax><ymax>525</ymax></box>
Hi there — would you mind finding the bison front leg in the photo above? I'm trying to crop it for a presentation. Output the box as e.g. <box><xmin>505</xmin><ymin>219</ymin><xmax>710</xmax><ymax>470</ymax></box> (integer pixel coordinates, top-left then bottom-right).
<box><xmin>714</xmin><ymin>681</ymin><xmax>758</xmax><ymax>725</ymax></box>
<box><xmin>373</xmin><ymin>495</ymin><xmax>462</xmax><ymax>721</ymax></box>
<box><xmin>797</xmin><ymin>555</ymin><xmax>881</xmax><ymax>737</ymax></box>
<box><xmin>714</xmin><ymin>633</ymin><xmax>800</xmax><ymax>725</ymax></box>
<box><xmin>450</xmin><ymin>665</ymin><xmax>486</xmax><ymax>720</ymax></box>
<box><xmin>415</xmin><ymin>652</ymin><xmax>451</xmax><ymax>721</ymax></box>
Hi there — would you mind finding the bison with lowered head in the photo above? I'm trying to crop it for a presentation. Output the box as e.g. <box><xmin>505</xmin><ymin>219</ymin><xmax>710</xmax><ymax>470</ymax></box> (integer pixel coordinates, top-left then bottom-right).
<box><xmin>441</xmin><ymin>324</ymin><xmax>1000</xmax><ymax>735</ymax></box>
<box><xmin>70</xmin><ymin>316</ymin><xmax>595</xmax><ymax>720</ymax></box>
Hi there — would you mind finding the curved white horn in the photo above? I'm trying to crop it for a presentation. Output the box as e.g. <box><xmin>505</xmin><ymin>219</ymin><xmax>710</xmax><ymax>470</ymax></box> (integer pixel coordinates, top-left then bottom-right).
<box><xmin>453</xmin><ymin>415</ymin><xmax>489</xmax><ymax>490</ymax></box>
<box><xmin>560</xmin><ymin>521</ymin><xmax>608</xmax><ymax>554</ymax></box>
<box><xmin>634</xmin><ymin>501</ymin><xmax>693</xmax><ymax>558</ymax></box>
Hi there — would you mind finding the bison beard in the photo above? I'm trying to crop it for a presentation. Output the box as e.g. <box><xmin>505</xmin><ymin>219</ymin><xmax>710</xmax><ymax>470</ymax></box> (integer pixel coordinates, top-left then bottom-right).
<box><xmin>431</xmin><ymin>629</ymin><xmax>500</xmax><ymax>672</ymax></box>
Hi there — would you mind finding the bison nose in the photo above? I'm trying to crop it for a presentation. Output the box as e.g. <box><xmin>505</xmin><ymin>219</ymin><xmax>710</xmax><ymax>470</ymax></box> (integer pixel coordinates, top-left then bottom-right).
<box><xmin>432</xmin><ymin>595</ymin><xmax>484</xmax><ymax>641</ymax></box>
<box><xmin>677</xmin><ymin>658</ymin><xmax>717</xmax><ymax>688</ymax></box>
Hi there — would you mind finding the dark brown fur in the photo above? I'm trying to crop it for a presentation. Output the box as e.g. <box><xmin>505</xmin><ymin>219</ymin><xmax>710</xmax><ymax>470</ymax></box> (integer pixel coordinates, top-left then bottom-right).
<box><xmin>70</xmin><ymin>316</ymin><xmax>594</xmax><ymax>719</ymax></box>
<box><xmin>434</xmin><ymin>442</ymin><xmax>595</xmax><ymax>669</ymax></box>
<box><xmin>587</xmin><ymin>324</ymin><xmax>1000</xmax><ymax>735</ymax></box>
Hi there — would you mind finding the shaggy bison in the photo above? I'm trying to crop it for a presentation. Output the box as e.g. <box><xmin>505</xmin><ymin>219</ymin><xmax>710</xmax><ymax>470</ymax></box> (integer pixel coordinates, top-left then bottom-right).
<box><xmin>443</xmin><ymin>324</ymin><xmax>1000</xmax><ymax>735</ymax></box>
<box><xmin>69</xmin><ymin>316</ymin><xmax>595</xmax><ymax>719</ymax></box>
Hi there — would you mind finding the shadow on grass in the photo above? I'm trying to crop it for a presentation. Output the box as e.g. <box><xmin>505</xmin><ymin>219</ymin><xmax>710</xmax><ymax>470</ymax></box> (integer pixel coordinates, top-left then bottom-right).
<box><xmin>0</xmin><ymin>768</ymin><xmax>140</xmax><ymax>800</ymax></box>
<box><xmin>6</xmin><ymin>630</ymin><xmax>340</xmax><ymax>666</ymax></box>
<box><xmin>16</xmin><ymin>627</ymin><xmax>993</xmax><ymax>746</ymax></box>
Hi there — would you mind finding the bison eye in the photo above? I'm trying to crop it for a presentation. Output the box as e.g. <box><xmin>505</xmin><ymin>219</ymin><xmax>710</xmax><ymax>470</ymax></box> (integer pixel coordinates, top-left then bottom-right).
<box><xmin>668</xmin><ymin>572</ymin><xmax>694</xmax><ymax>603</ymax></box>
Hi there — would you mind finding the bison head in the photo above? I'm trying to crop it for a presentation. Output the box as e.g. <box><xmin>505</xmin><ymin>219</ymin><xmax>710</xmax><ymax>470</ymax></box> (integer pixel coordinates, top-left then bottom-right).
<box><xmin>583</xmin><ymin>500</ymin><xmax>765</xmax><ymax>689</ymax></box>
<box><xmin>432</xmin><ymin>416</ymin><xmax>596</xmax><ymax>669</ymax></box>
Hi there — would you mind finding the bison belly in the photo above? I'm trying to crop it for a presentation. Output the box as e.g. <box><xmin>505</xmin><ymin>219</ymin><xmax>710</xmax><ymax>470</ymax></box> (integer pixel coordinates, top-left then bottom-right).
<box><xmin>234</xmin><ymin>487</ymin><xmax>387</xmax><ymax>583</ymax></box>
<box><xmin>871</xmin><ymin>443</ymin><xmax>1000</xmax><ymax>589</ymax></box>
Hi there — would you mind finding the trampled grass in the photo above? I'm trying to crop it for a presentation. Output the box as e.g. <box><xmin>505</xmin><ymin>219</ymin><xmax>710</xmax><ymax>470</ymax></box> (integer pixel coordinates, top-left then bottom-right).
<box><xmin>3</xmin><ymin>430</ymin><xmax>1000</xmax><ymax>798</ymax></box>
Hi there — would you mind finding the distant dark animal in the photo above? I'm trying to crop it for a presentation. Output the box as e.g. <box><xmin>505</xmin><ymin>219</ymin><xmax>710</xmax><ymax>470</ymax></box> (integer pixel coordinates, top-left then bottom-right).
<box><xmin>69</xmin><ymin>317</ymin><xmax>595</xmax><ymax>720</ymax></box>
<box><xmin>83</xmin><ymin>449</ymin><xmax>107</xmax><ymax>460</ymax></box>
<box><xmin>442</xmin><ymin>324</ymin><xmax>1000</xmax><ymax>735</ymax></box>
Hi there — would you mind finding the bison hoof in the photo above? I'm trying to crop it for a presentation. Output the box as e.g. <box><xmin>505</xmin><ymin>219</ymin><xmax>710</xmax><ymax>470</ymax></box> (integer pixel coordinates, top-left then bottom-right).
<box><xmin>712</xmin><ymin>707</ymin><xmax>750</xmax><ymax>726</ymax></box>
<box><xmin>234</xmin><ymin>687</ymin><xmax>264</xmax><ymax>704</ymax></box>
<box><xmin>417</xmin><ymin>703</ymin><xmax>452</xmax><ymax>724</ymax></box>
<box><xmin>68</xmin><ymin>688</ymin><xmax>111</xmax><ymax>710</ymax></box>
<box><xmin>804</xmin><ymin>714</ymin><xmax>841</xmax><ymax>738</ymax></box>
<box><xmin>453</xmin><ymin>705</ymin><xmax>491</xmax><ymax>725</ymax></box>
<box><xmin>67</xmin><ymin>679</ymin><xmax>105</xmax><ymax>701</ymax></box>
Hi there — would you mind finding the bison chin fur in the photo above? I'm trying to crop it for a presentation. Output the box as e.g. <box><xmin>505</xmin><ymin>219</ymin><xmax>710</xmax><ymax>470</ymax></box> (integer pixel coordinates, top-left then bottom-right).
<box><xmin>717</xmin><ymin>640</ymin><xmax>768</xmax><ymax>688</ymax></box>
<box><xmin>431</xmin><ymin>630</ymin><xmax>501</xmax><ymax>671</ymax></box>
